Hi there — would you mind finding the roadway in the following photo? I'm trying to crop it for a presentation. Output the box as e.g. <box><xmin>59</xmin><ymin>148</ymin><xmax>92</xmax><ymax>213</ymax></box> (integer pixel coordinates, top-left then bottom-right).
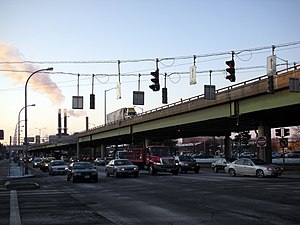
<box><xmin>1</xmin><ymin>163</ymin><xmax>300</xmax><ymax>225</ymax></box>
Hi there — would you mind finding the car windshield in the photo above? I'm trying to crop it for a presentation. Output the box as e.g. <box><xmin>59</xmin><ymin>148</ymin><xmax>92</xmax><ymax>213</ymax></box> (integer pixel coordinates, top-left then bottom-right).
<box><xmin>51</xmin><ymin>161</ymin><xmax>67</xmax><ymax>166</ymax></box>
<box><xmin>252</xmin><ymin>159</ymin><xmax>267</xmax><ymax>165</ymax></box>
<box><xmin>114</xmin><ymin>160</ymin><xmax>132</xmax><ymax>166</ymax></box>
<box><xmin>151</xmin><ymin>148</ymin><xmax>171</xmax><ymax>156</ymax></box>
<box><xmin>73</xmin><ymin>163</ymin><xmax>93</xmax><ymax>169</ymax></box>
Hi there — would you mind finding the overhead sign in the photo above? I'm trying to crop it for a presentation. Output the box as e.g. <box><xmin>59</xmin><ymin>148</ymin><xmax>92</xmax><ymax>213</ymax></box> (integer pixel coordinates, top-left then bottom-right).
<box><xmin>267</xmin><ymin>55</ymin><xmax>276</xmax><ymax>75</ymax></box>
<box><xmin>72</xmin><ymin>96</ymin><xmax>83</xmax><ymax>109</ymax></box>
<box><xmin>257</xmin><ymin>136</ymin><xmax>267</xmax><ymax>147</ymax></box>
<box><xmin>204</xmin><ymin>85</ymin><xmax>216</xmax><ymax>100</ymax></box>
<box><xmin>190</xmin><ymin>66</ymin><xmax>197</xmax><ymax>85</ymax></box>
<box><xmin>133</xmin><ymin>91</ymin><xmax>144</xmax><ymax>105</ymax></box>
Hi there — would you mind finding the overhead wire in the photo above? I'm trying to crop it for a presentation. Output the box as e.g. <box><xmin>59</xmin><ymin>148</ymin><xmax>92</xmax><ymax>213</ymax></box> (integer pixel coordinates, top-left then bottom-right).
<box><xmin>0</xmin><ymin>41</ymin><xmax>299</xmax><ymax>65</ymax></box>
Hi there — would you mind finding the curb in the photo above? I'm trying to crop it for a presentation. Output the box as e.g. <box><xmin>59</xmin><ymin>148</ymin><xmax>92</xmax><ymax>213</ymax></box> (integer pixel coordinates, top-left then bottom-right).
<box><xmin>4</xmin><ymin>181</ymin><xmax>40</xmax><ymax>190</ymax></box>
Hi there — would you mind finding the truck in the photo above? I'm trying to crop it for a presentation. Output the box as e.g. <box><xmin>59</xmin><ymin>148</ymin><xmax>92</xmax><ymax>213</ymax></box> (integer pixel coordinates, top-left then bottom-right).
<box><xmin>104</xmin><ymin>145</ymin><xmax>179</xmax><ymax>175</ymax></box>
<box><xmin>114</xmin><ymin>146</ymin><xmax>179</xmax><ymax>175</ymax></box>
<box><xmin>106</xmin><ymin>107</ymin><xmax>137</xmax><ymax>124</ymax></box>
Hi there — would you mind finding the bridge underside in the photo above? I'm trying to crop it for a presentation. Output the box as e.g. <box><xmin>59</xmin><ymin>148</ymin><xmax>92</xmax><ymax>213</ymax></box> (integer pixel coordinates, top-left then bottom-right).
<box><xmin>79</xmin><ymin>101</ymin><xmax>300</xmax><ymax>147</ymax></box>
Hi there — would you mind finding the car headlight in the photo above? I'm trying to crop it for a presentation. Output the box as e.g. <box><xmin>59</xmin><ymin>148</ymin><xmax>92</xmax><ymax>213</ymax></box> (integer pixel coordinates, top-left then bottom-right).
<box><xmin>133</xmin><ymin>167</ymin><xmax>138</xmax><ymax>171</ymax></box>
<box><xmin>154</xmin><ymin>162</ymin><xmax>161</xmax><ymax>165</ymax></box>
<box><xmin>267</xmin><ymin>167</ymin><xmax>274</xmax><ymax>171</ymax></box>
<box><xmin>45</xmin><ymin>163</ymin><xmax>49</xmax><ymax>166</ymax></box>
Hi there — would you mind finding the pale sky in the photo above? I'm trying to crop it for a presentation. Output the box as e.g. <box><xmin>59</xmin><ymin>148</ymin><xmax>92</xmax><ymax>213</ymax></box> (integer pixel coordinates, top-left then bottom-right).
<box><xmin>1</xmin><ymin>0</ymin><xmax>299</xmax><ymax>144</ymax></box>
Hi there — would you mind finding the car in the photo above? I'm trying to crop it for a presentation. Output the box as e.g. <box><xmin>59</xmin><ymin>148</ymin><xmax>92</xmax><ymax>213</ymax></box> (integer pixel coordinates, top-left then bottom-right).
<box><xmin>211</xmin><ymin>157</ymin><xmax>237</xmax><ymax>173</ymax></box>
<box><xmin>48</xmin><ymin>160</ymin><xmax>68</xmax><ymax>175</ymax></box>
<box><xmin>66</xmin><ymin>162</ymin><xmax>98</xmax><ymax>183</ymax></box>
<box><xmin>224</xmin><ymin>158</ymin><xmax>283</xmax><ymax>178</ymax></box>
<box><xmin>175</xmin><ymin>155</ymin><xmax>200</xmax><ymax>173</ymax></box>
<box><xmin>40</xmin><ymin>157</ymin><xmax>56</xmax><ymax>172</ymax></box>
<box><xmin>94</xmin><ymin>158</ymin><xmax>105</xmax><ymax>166</ymax></box>
<box><xmin>32</xmin><ymin>157</ymin><xmax>42</xmax><ymax>168</ymax></box>
<box><xmin>105</xmin><ymin>159</ymin><xmax>139</xmax><ymax>178</ymax></box>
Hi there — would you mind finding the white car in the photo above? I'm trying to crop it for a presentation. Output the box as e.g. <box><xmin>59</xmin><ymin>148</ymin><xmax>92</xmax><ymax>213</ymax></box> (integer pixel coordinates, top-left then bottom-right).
<box><xmin>48</xmin><ymin>160</ymin><xmax>68</xmax><ymax>176</ymax></box>
<box><xmin>224</xmin><ymin>158</ymin><xmax>283</xmax><ymax>178</ymax></box>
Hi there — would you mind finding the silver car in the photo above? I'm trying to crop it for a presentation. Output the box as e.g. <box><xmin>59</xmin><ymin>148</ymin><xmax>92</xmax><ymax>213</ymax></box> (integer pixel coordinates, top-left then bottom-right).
<box><xmin>225</xmin><ymin>158</ymin><xmax>283</xmax><ymax>178</ymax></box>
<box><xmin>48</xmin><ymin>160</ymin><xmax>68</xmax><ymax>176</ymax></box>
<box><xmin>105</xmin><ymin>159</ymin><xmax>139</xmax><ymax>178</ymax></box>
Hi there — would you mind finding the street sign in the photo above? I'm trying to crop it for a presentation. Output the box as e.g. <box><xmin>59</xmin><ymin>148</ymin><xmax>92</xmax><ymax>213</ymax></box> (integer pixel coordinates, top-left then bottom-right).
<box><xmin>280</xmin><ymin>138</ymin><xmax>288</xmax><ymax>148</ymax></box>
<box><xmin>267</xmin><ymin>55</ymin><xmax>276</xmax><ymax>75</ymax></box>
<box><xmin>257</xmin><ymin>136</ymin><xmax>267</xmax><ymax>147</ymax></box>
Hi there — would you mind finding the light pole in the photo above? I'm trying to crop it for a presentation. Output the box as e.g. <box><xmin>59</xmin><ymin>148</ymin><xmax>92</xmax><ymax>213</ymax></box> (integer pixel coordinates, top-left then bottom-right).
<box><xmin>104</xmin><ymin>87</ymin><xmax>116</xmax><ymax>125</ymax></box>
<box><xmin>24</xmin><ymin>67</ymin><xmax>53</xmax><ymax>174</ymax></box>
<box><xmin>18</xmin><ymin>104</ymin><xmax>35</xmax><ymax>145</ymax></box>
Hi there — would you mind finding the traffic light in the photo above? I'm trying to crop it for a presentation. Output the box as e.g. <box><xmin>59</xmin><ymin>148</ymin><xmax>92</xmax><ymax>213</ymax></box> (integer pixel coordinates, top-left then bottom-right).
<box><xmin>275</xmin><ymin>128</ymin><xmax>281</xmax><ymax>137</ymax></box>
<box><xmin>149</xmin><ymin>69</ymin><xmax>160</xmax><ymax>91</ymax></box>
<box><xmin>283</xmin><ymin>128</ymin><xmax>290</xmax><ymax>137</ymax></box>
<box><xmin>162</xmin><ymin>87</ymin><xmax>168</xmax><ymax>104</ymax></box>
<box><xmin>225</xmin><ymin>60</ymin><xmax>236</xmax><ymax>82</ymax></box>
<box><xmin>90</xmin><ymin>94</ymin><xmax>95</xmax><ymax>109</ymax></box>
<box><xmin>268</xmin><ymin>75</ymin><xmax>274</xmax><ymax>94</ymax></box>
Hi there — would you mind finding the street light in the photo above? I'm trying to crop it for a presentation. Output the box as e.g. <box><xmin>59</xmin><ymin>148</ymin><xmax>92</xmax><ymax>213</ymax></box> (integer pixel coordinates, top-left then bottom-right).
<box><xmin>104</xmin><ymin>87</ymin><xmax>116</xmax><ymax>125</ymax></box>
<box><xmin>24</xmin><ymin>67</ymin><xmax>53</xmax><ymax>174</ymax></box>
<box><xmin>18</xmin><ymin>104</ymin><xmax>35</xmax><ymax>145</ymax></box>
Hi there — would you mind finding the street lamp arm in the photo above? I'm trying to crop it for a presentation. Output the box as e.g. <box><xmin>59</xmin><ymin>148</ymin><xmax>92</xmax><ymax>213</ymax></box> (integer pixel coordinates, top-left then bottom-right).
<box><xmin>24</xmin><ymin>67</ymin><xmax>53</xmax><ymax>174</ymax></box>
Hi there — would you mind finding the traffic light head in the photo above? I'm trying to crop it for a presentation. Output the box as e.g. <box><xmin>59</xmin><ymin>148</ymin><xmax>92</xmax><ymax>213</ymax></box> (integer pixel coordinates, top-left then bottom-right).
<box><xmin>149</xmin><ymin>69</ymin><xmax>160</xmax><ymax>91</ymax></box>
<box><xmin>283</xmin><ymin>128</ymin><xmax>290</xmax><ymax>137</ymax></box>
<box><xmin>275</xmin><ymin>128</ymin><xmax>281</xmax><ymax>137</ymax></box>
<box><xmin>225</xmin><ymin>60</ymin><xmax>236</xmax><ymax>82</ymax></box>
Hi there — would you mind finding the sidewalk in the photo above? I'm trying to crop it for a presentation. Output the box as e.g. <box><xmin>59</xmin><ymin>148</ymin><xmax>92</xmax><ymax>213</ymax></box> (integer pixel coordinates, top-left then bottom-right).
<box><xmin>0</xmin><ymin>159</ymin><xmax>37</xmax><ymax>191</ymax></box>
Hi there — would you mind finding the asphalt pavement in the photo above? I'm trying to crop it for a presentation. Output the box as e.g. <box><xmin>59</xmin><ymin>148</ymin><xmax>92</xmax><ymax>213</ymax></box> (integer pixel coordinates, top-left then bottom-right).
<box><xmin>1</xmin><ymin>159</ymin><xmax>300</xmax><ymax>225</ymax></box>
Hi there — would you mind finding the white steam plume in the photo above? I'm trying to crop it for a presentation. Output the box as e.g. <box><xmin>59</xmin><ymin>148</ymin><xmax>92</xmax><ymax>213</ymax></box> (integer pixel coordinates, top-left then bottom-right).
<box><xmin>0</xmin><ymin>41</ymin><xmax>65</xmax><ymax>104</ymax></box>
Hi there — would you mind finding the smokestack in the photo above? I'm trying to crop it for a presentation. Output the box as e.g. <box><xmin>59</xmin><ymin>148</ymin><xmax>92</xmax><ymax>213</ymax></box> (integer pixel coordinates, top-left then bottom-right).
<box><xmin>58</xmin><ymin>109</ymin><xmax>62</xmax><ymax>136</ymax></box>
<box><xmin>63</xmin><ymin>109</ymin><xmax>68</xmax><ymax>135</ymax></box>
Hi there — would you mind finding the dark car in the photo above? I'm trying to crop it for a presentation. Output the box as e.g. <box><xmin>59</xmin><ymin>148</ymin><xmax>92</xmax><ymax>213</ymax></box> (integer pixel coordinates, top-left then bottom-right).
<box><xmin>105</xmin><ymin>159</ymin><xmax>139</xmax><ymax>178</ymax></box>
<box><xmin>175</xmin><ymin>155</ymin><xmax>200</xmax><ymax>173</ymax></box>
<box><xmin>40</xmin><ymin>157</ymin><xmax>56</xmax><ymax>172</ymax></box>
<box><xmin>48</xmin><ymin>160</ymin><xmax>68</xmax><ymax>176</ymax></box>
<box><xmin>32</xmin><ymin>157</ymin><xmax>42</xmax><ymax>168</ymax></box>
<box><xmin>94</xmin><ymin>158</ymin><xmax>105</xmax><ymax>166</ymax></box>
<box><xmin>211</xmin><ymin>157</ymin><xmax>237</xmax><ymax>173</ymax></box>
<box><xmin>66</xmin><ymin>162</ymin><xmax>98</xmax><ymax>183</ymax></box>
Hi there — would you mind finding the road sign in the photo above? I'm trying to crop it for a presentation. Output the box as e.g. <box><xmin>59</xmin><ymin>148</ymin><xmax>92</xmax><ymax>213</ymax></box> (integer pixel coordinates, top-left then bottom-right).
<box><xmin>257</xmin><ymin>136</ymin><xmax>267</xmax><ymax>147</ymax></box>
<box><xmin>280</xmin><ymin>138</ymin><xmax>288</xmax><ymax>148</ymax></box>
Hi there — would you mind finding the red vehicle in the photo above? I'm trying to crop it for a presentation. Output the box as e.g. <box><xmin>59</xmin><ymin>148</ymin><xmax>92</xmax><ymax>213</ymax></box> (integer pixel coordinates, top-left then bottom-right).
<box><xmin>124</xmin><ymin>146</ymin><xmax>179</xmax><ymax>175</ymax></box>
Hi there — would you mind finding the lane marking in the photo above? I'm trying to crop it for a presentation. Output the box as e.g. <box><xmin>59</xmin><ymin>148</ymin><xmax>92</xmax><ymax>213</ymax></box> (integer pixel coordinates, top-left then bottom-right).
<box><xmin>10</xmin><ymin>190</ymin><xmax>22</xmax><ymax>225</ymax></box>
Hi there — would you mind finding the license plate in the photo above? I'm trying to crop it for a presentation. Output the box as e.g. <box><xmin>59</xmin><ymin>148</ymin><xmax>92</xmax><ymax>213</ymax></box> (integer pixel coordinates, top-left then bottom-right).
<box><xmin>84</xmin><ymin>175</ymin><xmax>90</xmax><ymax>179</ymax></box>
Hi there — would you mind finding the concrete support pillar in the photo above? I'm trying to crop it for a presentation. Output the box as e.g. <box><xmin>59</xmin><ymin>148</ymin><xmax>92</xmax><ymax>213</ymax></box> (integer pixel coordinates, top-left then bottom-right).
<box><xmin>144</xmin><ymin>139</ymin><xmax>151</xmax><ymax>148</ymax></box>
<box><xmin>100</xmin><ymin>144</ymin><xmax>106</xmax><ymax>158</ymax></box>
<box><xmin>224</xmin><ymin>135</ymin><xmax>232</xmax><ymax>159</ymax></box>
<box><xmin>258</xmin><ymin>125</ymin><xmax>272</xmax><ymax>163</ymax></box>
<box><xmin>94</xmin><ymin>145</ymin><xmax>101</xmax><ymax>158</ymax></box>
